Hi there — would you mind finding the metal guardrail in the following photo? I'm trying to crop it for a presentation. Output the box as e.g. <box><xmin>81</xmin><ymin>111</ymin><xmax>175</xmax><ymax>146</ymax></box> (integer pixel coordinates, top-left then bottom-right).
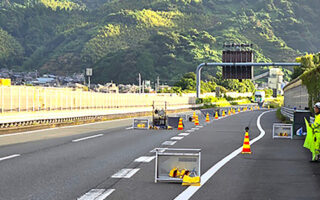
<box><xmin>281</xmin><ymin>107</ymin><xmax>294</xmax><ymax>121</ymax></box>
<box><xmin>0</xmin><ymin>104</ymin><xmax>202</xmax><ymax>129</ymax></box>
<box><xmin>281</xmin><ymin>107</ymin><xmax>315</xmax><ymax>123</ymax></box>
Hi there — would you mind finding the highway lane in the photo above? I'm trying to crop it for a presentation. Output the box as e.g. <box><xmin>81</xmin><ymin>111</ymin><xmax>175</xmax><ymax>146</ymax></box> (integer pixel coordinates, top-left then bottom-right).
<box><xmin>0</xmin><ymin>109</ymin><xmax>296</xmax><ymax>200</ymax></box>
<box><xmin>106</xmin><ymin>109</ymin><xmax>265</xmax><ymax>200</ymax></box>
<box><xmin>0</xmin><ymin>112</ymin><xmax>199</xmax><ymax>200</ymax></box>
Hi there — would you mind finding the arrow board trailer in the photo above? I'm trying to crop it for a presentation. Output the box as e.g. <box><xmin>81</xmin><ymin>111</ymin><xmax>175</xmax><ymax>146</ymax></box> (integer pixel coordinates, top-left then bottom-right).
<box><xmin>154</xmin><ymin>148</ymin><xmax>201</xmax><ymax>183</ymax></box>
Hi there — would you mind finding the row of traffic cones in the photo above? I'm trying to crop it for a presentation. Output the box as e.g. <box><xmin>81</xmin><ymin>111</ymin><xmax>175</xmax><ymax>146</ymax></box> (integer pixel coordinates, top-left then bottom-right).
<box><xmin>178</xmin><ymin>106</ymin><xmax>260</xmax><ymax>130</ymax></box>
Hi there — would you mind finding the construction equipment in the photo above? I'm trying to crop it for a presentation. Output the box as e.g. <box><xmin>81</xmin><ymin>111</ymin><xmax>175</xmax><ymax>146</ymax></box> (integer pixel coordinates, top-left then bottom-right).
<box><xmin>152</xmin><ymin>101</ymin><xmax>168</xmax><ymax>129</ymax></box>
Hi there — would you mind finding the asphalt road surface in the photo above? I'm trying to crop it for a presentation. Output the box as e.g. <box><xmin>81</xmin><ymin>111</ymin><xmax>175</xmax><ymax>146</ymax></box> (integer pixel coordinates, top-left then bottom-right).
<box><xmin>0</xmin><ymin>109</ymin><xmax>319</xmax><ymax>200</ymax></box>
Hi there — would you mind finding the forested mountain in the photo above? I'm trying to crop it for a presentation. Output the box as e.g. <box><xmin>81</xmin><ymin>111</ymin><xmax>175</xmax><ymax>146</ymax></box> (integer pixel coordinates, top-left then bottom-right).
<box><xmin>1</xmin><ymin>0</ymin><xmax>319</xmax><ymax>84</ymax></box>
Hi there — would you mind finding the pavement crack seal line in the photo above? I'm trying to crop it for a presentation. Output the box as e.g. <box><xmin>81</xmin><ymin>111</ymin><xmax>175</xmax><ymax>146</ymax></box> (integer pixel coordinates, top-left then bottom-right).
<box><xmin>174</xmin><ymin>110</ymin><xmax>273</xmax><ymax>200</ymax></box>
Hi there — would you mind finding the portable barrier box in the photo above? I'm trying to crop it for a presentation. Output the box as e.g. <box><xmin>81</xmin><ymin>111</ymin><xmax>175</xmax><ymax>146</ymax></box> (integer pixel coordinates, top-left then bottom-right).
<box><xmin>167</xmin><ymin>117</ymin><xmax>181</xmax><ymax>129</ymax></box>
<box><xmin>293</xmin><ymin>111</ymin><xmax>311</xmax><ymax>138</ymax></box>
<box><xmin>154</xmin><ymin>148</ymin><xmax>201</xmax><ymax>183</ymax></box>
<box><xmin>273</xmin><ymin>123</ymin><xmax>293</xmax><ymax>139</ymax></box>
<box><xmin>133</xmin><ymin>119</ymin><xmax>149</xmax><ymax>129</ymax></box>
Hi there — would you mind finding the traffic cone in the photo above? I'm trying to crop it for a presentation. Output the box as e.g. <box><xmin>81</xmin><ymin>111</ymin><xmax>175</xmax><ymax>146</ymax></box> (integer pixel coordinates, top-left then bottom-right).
<box><xmin>178</xmin><ymin>118</ymin><xmax>184</xmax><ymax>130</ymax></box>
<box><xmin>206</xmin><ymin>113</ymin><xmax>210</xmax><ymax>122</ymax></box>
<box><xmin>268</xmin><ymin>105</ymin><xmax>270</xmax><ymax>110</ymax></box>
<box><xmin>222</xmin><ymin>110</ymin><xmax>226</xmax><ymax>117</ymax></box>
<box><xmin>238</xmin><ymin>108</ymin><xmax>240</xmax><ymax>113</ymax></box>
<box><xmin>192</xmin><ymin>112</ymin><xmax>196</xmax><ymax>122</ymax></box>
<box><xmin>228</xmin><ymin>110</ymin><xmax>231</xmax><ymax>116</ymax></box>
<box><xmin>242</xmin><ymin>131</ymin><xmax>251</xmax><ymax>154</ymax></box>
<box><xmin>215</xmin><ymin>111</ymin><xmax>219</xmax><ymax>119</ymax></box>
<box><xmin>250</xmin><ymin>106</ymin><xmax>253</xmax><ymax>111</ymax></box>
<box><xmin>233</xmin><ymin>109</ymin><xmax>235</xmax><ymax>114</ymax></box>
<box><xmin>195</xmin><ymin>115</ymin><xmax>199</xmax><ymax>126</ymax></box>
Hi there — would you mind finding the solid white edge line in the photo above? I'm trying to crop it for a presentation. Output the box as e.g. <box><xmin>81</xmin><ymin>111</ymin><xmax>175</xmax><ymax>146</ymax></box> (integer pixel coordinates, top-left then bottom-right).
<box><xmin>0</xmin><ymin>154</ymin><xmax>21</xmax><ymax>162</ymax></box>
<box><xmin>174</xmin><ymin>110</ymin><xmax>272</xmax><ymax>200</ymax></box>
<box><xmin>72</xmin><ymin>134</ymin><xmax>103</xmax><ymax>142</ymax></box>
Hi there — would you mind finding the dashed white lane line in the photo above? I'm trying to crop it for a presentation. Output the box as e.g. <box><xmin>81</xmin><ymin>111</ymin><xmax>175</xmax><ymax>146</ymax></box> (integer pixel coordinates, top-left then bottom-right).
<box><xmin>0</xmin><ymin>154</ymin><xmax>20</xmax><ymax>162</ymax></box>
<box><xmin>171</xmin><ymin>136</ymin><xmax>184</xmax><ymax>140</ymax></box>
<box><xmin>174</xmin><ymin>110</ymin><xmax>272</xmax><ymax>200</ymax></box>
<box><xmin>186</xmin><ymin>130</ymin><xmax>194</xmax><ymax>133</ymax></box>
<box><xmin>78</xmin><ymin>189</ymin><xmax>115</xmax><ymax>200</ymax></box>
<box><xmin>111</xmin><ymin>168</ymin><xmax>140</xmax><ymax>178</ymax></box>
<box><xmin>162</xmin><ymin>141</ymin><xmax>177</xmax><ymax>146</ymax></box>
<box><xmin>150</xmin><ymin>148</ymin><xmax>167</xmax><ymax>153</ymax></box>
<box><xmin>191</xmin><ymin>128</ymin><xmax>199</xmax><ymax>130</ymax></box>
<box><xmin>179</xmin><ymin>133</ymin><xmax>190</xmax><ymax>136</ymax></box>
<box><xmin>126</xmin><ymin>127</ymin><xmax>133</xmax><ymax>130</ymax></box>
<box><xmin>196</xmin><ymin>126</ymin><xmax>203</xmax><ymax>128</ymax></box>
<box><xmin>72</xmin><ymin>134</ymin><xmax>103</xmax><ymax>142</ymax></box>
<box><xmin>134</xmin><ymin>156</ymin><xmax>155</xmax><ymax>163</ymax></box>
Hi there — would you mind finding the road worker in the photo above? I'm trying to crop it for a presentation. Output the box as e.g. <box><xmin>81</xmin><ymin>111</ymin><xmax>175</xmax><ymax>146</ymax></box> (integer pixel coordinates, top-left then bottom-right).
<box><xmin>305</xmin><ymin>102</ymin><xmax>320</xmax><ymax>162</ymax></box>
<box><xmin>310</xmin><ymin>102</ymin><xmax>320</xmax><ymax>161</ymax></box>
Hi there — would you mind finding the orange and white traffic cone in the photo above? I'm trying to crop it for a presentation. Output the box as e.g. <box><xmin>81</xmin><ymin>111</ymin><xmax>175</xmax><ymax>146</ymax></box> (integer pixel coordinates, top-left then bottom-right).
<box><xmin>178</xmin><ymin>118</ymin><xmax>184</xmax><ymax>130</ymax></box>
<box><xmin>222</xmin><ymin>110</ymin><xmax>226</xmax><ymax>117</ymax></box>
<box><xmin>206</xmin><ymin>113</ymin><xmax>210</xmax><ymax>122</ymax></box>
<box><xmin>242</xmin><ymin>131</ymin><xmax>251</xmax><ymax>154</ymax></box>
<box><xmin>215</xmin><ymin>111</ymin><xmax>219</xmax><ymax>119</ymax></box>
<box><xmin>195</xmin><ymin>115</ymin><xmax>199</xmax><ymax>126</ymax></box>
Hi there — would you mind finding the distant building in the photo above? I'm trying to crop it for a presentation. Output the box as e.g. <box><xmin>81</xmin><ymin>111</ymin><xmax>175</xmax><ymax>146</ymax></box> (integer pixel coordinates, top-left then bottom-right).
<box><xmin>267</xmin><ymin>68</ymin><xmax>284</xmax><ymax>95</ymax></box>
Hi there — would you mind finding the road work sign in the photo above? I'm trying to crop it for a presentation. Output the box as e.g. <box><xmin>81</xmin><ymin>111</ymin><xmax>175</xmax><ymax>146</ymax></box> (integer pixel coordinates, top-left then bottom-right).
<box><xmin>273</xmin><ymin>123</ymin><xmax>292</xmax><ymax>139</ymax></box>
<box><xmin>154</xmin><ymin>148</ymin><xmax>201</xmax><ymax>183</ymax></box>
<box><xmin>133</xmin><ymin>119</ymin><xmax>149</xmax><ymax>129</ymax></box>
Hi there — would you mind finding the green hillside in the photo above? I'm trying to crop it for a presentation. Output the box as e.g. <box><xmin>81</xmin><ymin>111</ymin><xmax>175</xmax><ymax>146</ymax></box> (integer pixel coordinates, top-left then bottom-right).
<box><xmin>0</xmin><ymin>0</ymin><xmax>319</xmax><ymax>84</ymax></box>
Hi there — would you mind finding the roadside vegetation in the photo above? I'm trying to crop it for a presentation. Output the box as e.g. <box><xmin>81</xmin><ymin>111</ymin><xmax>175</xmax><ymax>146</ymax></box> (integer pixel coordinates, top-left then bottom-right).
<box><xmin>1</xmin><ymin>0</ymin><xmax>319</xmax><ymax>84</ymax></box>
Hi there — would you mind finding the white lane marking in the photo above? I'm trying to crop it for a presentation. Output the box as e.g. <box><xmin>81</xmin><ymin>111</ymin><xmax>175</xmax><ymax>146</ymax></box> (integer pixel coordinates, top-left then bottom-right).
<box><xmin>134</xmin><ymin>156</ymin><xmax>155</xmax><ymax>163</ymax></box>
<box><xmin>95</xmin><ymin>189</ymin><xmax>115</xmax><ymax>200</ymax></box>
<box><xmin>191</xmin><ymin>128</ymin><xmax>199</xmax><ymax>130</ymax></box>
<box><xmin>0</xmin><ymin>154</ymin><xmax>20</xmax><ymax>162</ymax></box>
<box><xmin>187</xmin><ymin>130</ymin><xmax>194</xmax><ymax>132</ymax></box>
<box><xmin>171</xmin><ymin>136</ymin><xmax>184</xmax><ymax>140</ymax></box>
<box><xmin>126</xmin><ymin>127</ymin><xmax>133</xmax><ymax>130</ymax></box>
<box><xmin>196</xmin><ymin>126</ymin><xmax>203</xmax><ymax>128</ymax></box>
<box><xmin>72</xmin><ymin>134</ymin><xmax>103</xmax><ymax>142</ymax></box>
<box><xmin>111</xmin><ymin>168</ymin><xmax>140</xmax><ymax>178</ymax></box>
<box><xmin>174</xmin><ymin>110</ymin><xmax>272</xmax><ymax>200</ymax></box>
<box><xmin>78</xmin><ymin>189</ymin><xmax>115</xmax><ymax>200</ymax></box>
<box><xmin>179</xmin><ymin>133</ymin><xmax>190</xmax><ymax>136</ymax></box>
<box><xmin>150</xmin><ymin>148</ymin><xmax>167</xmax><ymax>153</ymax></box>
<box><xmin>162</xmin><ymin>141</ymin><xmax>177</xmax><ymax>146</ymax></box>
<box><xmin>0</xmin><ymin>117</ymin><xmax>133</xmax><ymax>138</ymax></box>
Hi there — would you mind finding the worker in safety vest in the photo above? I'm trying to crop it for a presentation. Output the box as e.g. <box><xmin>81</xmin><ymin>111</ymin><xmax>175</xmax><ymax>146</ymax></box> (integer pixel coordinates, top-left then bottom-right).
<box><xmin>310</xmin><ymin>102</ymin><xmax>320</xmax><ymax>161</ymax></box>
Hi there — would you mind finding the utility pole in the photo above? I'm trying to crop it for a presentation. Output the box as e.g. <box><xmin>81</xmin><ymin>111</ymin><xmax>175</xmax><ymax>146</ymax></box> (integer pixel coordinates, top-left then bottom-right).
<box><xmin>142</xmin><ymin>80</ymin><xmax>145</xmax><ymax>93</ymax></box>
<box><xmin>138</xmin><ymin>73</ymin><xmax>141</xmax><ymax>94</ymax></box>
<box><xmin>157</xmin><ymin>76</ymin><xmax>160</xmax><ymax>92</ymax></box>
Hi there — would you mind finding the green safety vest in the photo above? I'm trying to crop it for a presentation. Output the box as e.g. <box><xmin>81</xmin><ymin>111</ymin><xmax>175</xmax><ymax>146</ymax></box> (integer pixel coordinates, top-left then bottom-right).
<box><xmin>304</xmin><ymin>114</ymin><xmax>320</xmax><ymax>154</ymax></box>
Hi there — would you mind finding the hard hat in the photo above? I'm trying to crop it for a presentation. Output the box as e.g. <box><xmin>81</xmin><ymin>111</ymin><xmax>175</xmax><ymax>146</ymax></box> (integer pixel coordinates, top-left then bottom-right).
<box><xmin>314</xmin><ymin>102</ymin><xmax>320</xmax><ymax>109</ymax></box>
